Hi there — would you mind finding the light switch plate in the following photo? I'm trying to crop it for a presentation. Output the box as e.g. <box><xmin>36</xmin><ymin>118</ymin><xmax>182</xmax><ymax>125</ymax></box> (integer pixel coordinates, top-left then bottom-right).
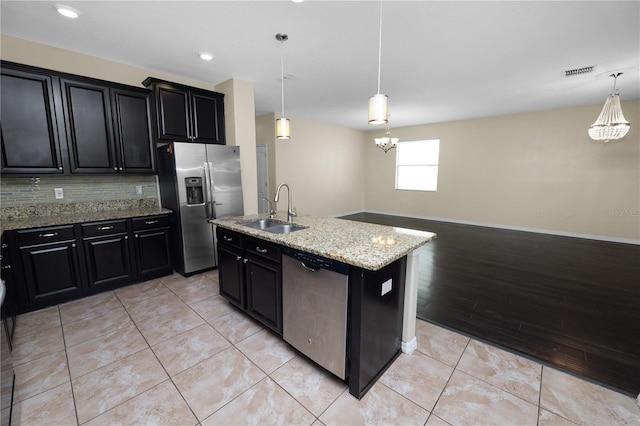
<box><xmin>54</xmin><ymin>188</ymin><xmax>64</xmax><ymax>199</ymax></box>
<box><xmin>136</xmin><ymin>185</ymin><xmax>143</xmax><ymax>195</ymax></box>
<box><xmin>381</xmin><ymin>278</ymin><xmax>392</xmax><ymax>296</ymax></box>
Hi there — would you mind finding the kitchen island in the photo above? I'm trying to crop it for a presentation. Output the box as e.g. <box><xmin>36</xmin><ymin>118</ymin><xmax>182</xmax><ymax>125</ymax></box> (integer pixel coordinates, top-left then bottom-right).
<box><xmin>212</xmin><ymin>213</ymin><xmax>436</xmax><ymax>398</ymax></box>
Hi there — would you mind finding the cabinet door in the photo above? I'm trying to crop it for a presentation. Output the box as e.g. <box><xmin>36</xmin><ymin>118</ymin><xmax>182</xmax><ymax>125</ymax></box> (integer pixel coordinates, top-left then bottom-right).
<box><xmin>155</xmin><ymin>84</ymin><xmax>190</xmax><ymax>141</ymax></box>
<box><xmin>218</xmin><ymin>245</ymin><xmax>245</xmax><ymax>308</ymax></box>
<box><xmin>83</xmin><ymin>234</ymin><xmax>133</xmax><ymax>289</ymax></box>
<box><xmin>60</xmin><ymin>79</ymin><xmax>117</xmax><ymax>173</ymax></box>
<box><xmin>134</xmin><ymin>229</ymin><xmax>172</xmax><ymax>279</ymax></box>
<box><xmin>20</xmin><ymin>240</ymin><xmax>84</xmax><ymax>305</ymax></box>
<box><xmin>111</xmin><ymin>88</ymin><xmax>155</xmax><ymax>173</ymax></box>
<box><xmin>245</xmin><ymin>255</ymin><xmax>282</xmax><ymax>334</ymax></box>
<box><xmin>190</xmin><ymin>90</ymin><xmax>225</xmax><ymax>144</ymax></box>
<box><xmin>0</xmin><ymin>67</ymin><xmax>64</xmax><ymax>174</ymax></box>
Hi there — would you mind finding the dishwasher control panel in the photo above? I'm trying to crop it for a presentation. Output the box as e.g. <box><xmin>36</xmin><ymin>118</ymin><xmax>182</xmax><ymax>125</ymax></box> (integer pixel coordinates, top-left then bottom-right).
<box><xmin>282</xmin><ymin>247</ymin><xmax>349</xmax><ymax>275</ymax></box>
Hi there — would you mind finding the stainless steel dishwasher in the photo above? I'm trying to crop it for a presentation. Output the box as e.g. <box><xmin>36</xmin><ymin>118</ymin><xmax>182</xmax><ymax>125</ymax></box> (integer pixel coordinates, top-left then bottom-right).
<box><xmin>282</xmin><ymin>247</ymin><xmax>349</xmax><ymax>380</ymax></box>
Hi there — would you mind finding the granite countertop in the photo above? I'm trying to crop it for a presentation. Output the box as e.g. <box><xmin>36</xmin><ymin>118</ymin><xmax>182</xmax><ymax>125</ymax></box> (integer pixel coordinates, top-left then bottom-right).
<box><xmin>0</xmin><ymin>200</ymin><xmax>172</xmax><ymax>235</ymax></box>
<box><xmin>212</xmin><ymin>213</ymin><xmax>436</xmax><ymax>271</ymax></box>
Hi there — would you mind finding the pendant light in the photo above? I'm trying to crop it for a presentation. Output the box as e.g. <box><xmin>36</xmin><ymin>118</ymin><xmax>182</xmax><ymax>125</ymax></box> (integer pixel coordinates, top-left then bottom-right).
<box><xmin>374</xmin><ymin>128</ymin><xmax>399</xmax><ymax>153</ymax></box>
<box><xmin>368</xmin><ymin>1</ymin><xmax>388</xmax><ymax>125</ymax></box>
<box><xmin>275</xmin><ymin>33</ymin><xmax>290</xmax><ymax>139</ymax></box>
<box><xmin>588</xmin><ymin>73</ymin><xmax>630</xmax><ymax>143</ymax></box>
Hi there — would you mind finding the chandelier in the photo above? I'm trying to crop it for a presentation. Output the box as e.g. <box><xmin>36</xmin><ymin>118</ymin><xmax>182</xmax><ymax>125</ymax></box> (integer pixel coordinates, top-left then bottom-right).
<box><xmin>588</xmin><ymin>73</ymin><xmax>630</xmax><ymax>143</ymax></box>
<box><xmin>374</xmin><ymin>128</ymin><xmax>399</xmax><ymax>153</ymax></box>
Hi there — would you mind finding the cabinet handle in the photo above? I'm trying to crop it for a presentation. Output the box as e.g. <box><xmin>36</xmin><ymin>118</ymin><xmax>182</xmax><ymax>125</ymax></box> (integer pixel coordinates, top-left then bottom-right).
<box><xmin>243</xmin><ymin>258</ymin><xmax>249</xmax><ymax>263</ymax></box>
<box><xmin>39</xmin><ymin>232</ymin><xmax>58</xmax><ymax>238</ymax></box>
<box><xmin>98</xmin><ymin>226</ymin><xmax>114</xmax><ymax>231</ymax></box>
<box><xmin>236</xmin><ymin>255</ymin><xmax>242</xmax><ymax>261</ymax></box>
<box><xmin>1</xmin><ymin>243</ymin><xmax>7</xmax><ymax>249</ymax></box>
<box><xmin>119</xmin><ymin>167</ymin><xmax>123</xmax><ymax>171</ymax></box>
<box><xmin>1</xmin><ymin>265</ymin><xmax>11</xmax><ymax>270</ymax></box>
<box><xmin>145</xmin><ymin>220</ymin><xmax>158</xmax><ymax>225</ymax></box>
<box><xmin>135</xmin><ymin>234</ymin><xmax>139</xmax><ymax>238</ymax></box>
<box><xmin>113</xmin><ymin>167</ymin><xmax>118</xmax><ymax>171</ymax></box>
<box><xmin>72</xmin><ymin>243</ymin><xmax>76</xmax><ymax>248</ymax></box>
<box><xmin>125</xmin><ymin>236</ymin><xmax>128</xmax><ymax>240</ymax></box>
<box><xmin>58</xmin><ymin>167</ymin><xmax>63</xmax><ymax>171</ymax></box>
<box><xmin>223</xmin><ymin>236</ymin><xmax>233</xmax><ymax>242</ymax></box>
<box><xmin>255</xmin><ymin>246</ymin><xmax>268</xmax><ymax>254</ymax></box>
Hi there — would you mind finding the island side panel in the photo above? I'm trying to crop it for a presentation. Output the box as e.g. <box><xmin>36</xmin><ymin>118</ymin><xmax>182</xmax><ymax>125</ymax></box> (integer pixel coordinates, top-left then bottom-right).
<box><xmin>348</xmin><ymin>256</ymin><xmax>407</xmax><ymax>399</ymax></box>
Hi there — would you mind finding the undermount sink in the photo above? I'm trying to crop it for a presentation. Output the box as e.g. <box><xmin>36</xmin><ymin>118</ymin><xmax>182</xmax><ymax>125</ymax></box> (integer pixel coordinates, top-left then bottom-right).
<box><xmin>241</xmin><ymin>219</ymin><xmax>307</xmax><ymax>234</ymax></box>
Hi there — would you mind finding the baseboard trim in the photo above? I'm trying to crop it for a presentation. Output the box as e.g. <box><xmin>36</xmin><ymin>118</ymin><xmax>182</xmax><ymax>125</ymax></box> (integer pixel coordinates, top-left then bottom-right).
<box><xmin>401</xmin><ymin>337</ymin><xmax>417</xmax><ymax>354</ymax></box>
<box><xmin>356</xmin><ymin>210</ymin><xmax>640</xmax><ymax>245</ymax></box>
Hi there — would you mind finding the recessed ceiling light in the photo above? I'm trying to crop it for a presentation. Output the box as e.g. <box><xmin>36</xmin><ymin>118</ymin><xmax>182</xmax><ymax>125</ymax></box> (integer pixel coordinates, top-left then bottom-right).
<box><xmin>199</xmin><ymin>52</ymin><xmax>214</xmax><ymax>61</ymax></box>
<box><xmin>292</xmin><ymin>0</ymin><xmax>304</xmax><ymax>3</ymax></box>
<box><xmin>55</xmin><ymin>4</ymin><xmax>80</xmax><ymax>19</ymax></box>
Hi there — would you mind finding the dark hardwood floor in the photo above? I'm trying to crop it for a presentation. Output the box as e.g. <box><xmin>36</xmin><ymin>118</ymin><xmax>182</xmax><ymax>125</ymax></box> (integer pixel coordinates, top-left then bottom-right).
<box><xmin>341</xmin><ymin>212</ymin><xmax>640</xmax><ymax>396</ymax></box>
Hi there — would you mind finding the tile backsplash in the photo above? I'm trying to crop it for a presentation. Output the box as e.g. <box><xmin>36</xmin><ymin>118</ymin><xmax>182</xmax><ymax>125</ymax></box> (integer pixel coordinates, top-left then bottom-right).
<box><xmin>0</xmin><ymin>175</ymin><xmax>158</xmax><ymax>208</ymax></box>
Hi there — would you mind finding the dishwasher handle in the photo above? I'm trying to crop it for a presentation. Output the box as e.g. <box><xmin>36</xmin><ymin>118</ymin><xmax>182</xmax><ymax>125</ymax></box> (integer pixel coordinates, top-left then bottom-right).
<box><xmin>300</xmin><ymin>261</ymin><xmax>320</xmax><ymax>272</ymax></box>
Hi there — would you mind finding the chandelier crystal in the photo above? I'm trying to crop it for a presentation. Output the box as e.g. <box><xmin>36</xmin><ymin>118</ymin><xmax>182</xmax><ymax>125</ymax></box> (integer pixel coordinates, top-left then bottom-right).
<box><xmin>588</xmin><ymin>73</ymin><xmax>630</xmax><ymax>143</ymax></box>
<box><xmin>375</xmin><ymin>128</ymin><xmax>399</xmax><ymax>153</ymax></box>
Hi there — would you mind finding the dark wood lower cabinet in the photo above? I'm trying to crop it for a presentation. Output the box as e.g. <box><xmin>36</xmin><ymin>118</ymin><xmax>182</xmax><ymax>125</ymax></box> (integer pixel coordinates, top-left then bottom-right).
<box><xmin>218</xmin><ymin>245</ymin><xmax>245</xmax><ymax>307</ymax></box>
<box><xmin>83</xmin><ymin>233</ymin><xmax>133</xmax><ymax>288</ymax></box>
<box><xmin>5</xmin><ymin>214</ymin><xmax>173</xmax><ymax>314</ymax></box>
<box><xmin>217</xmin><ymin>228</ymin><xmax>282</xmax><ymax>334</ymax></box>
<box><xmin>19</xmin><ymin>240</ymin><xmax>84</xmax><ymax>307</ymax></box>
<box><xmin>245</xmin><ymin>255</ymin><xmax>282</xmax><ymax>333</ymax></box>
<box><xmin>134</xmin><ymin>228</ymin><xmax>172</xmax><ymax>279</ymax></box>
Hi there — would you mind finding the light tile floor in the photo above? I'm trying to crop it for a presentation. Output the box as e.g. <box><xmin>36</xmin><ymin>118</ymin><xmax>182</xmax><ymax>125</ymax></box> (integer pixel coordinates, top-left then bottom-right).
<box><xmin>5</xmin><ymin>270</ymin><xmax>640</xmax><ymax>425</ymax></box>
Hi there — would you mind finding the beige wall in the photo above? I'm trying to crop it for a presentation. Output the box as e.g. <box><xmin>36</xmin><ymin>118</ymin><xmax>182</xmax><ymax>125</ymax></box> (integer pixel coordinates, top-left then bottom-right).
<box><xmin>256</xmin><ymin>114</ymin><xmax>367</xmax><ymax>217</ymax></box>
<box><xmin>364</xmin><ymin>101</ymin><xmax>640</xmax><ymax>242</ymax></box>
<box><xmin>255</xmin><ymin>114</ymin><xmax>277</xmax><ymax>203</ymax></box>
<box><xmin>1</xmin><ymin>35</ymin><xmax>213</xmax><ymax>90</ymax></box>
<box><xmin>216</xmin><ymin>78</ymin><xmax>258</xmax><ymax>215</ymax></box>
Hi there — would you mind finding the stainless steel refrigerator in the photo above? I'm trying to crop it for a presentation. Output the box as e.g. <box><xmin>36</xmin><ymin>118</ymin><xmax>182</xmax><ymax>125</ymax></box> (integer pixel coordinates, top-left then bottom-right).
<box><xmin>157</xmin><ymin>142</ymin><xmax>243</xmax><ymax>276</ymax></box>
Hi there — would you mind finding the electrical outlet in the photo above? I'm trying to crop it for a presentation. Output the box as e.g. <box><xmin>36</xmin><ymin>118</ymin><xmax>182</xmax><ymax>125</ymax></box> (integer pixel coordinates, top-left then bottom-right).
<box><xmin>136</xmin><ymin>185</ymin><xmax>143</xmax><ymax>195</ymax></box>
<box><xmin>54</xmin><ymin>188</ymin><xmax>64</xmax><ymax>199</ymax></box>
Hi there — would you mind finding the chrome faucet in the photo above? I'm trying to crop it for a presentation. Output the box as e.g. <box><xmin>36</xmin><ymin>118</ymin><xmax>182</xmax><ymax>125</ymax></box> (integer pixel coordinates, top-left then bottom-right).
<box><xmin>274</xmin><ymin>183</ymin><xmax>296</xmax><ymax>223</ymax></box>
<box><xmin>261</xmin><ymin>197</ymin><xmax>276</xmax><ymax>219</ymax></box>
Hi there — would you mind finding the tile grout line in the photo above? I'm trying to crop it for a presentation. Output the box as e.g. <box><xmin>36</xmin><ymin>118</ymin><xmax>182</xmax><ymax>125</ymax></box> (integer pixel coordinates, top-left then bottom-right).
<box><xmin>114</xmin><ymin>282</ymin><xmax>203</xmax><ymax>425</ymax></box>
<box><xmin>58</xmin><ymin>304</ymin><xmax>81</xmax><ymax>426</ymax></box>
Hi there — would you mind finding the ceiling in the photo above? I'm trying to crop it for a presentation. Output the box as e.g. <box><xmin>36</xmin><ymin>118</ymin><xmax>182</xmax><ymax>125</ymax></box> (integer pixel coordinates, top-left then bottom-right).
<box><xmin>2</xmin><ymin>1</ymin><xmax>639</xmax><ymax>131</ymax></box>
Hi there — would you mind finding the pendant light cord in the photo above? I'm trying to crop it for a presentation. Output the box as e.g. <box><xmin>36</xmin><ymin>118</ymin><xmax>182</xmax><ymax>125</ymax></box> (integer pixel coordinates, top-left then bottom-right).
<box><xmin>280</xmin><ymin>39</ymin><xmax>286</xmax><ymax>117</ymax></box>
<box><xmin>376</xmin><ymin>0</ymin><xmax>383</xmax><ymax>95</ymax></box>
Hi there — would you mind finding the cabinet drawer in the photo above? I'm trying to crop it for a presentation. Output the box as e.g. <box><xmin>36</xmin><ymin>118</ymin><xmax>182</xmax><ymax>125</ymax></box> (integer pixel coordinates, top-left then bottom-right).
<box><xmin>217</xmin><ymin>228</ymin><xmax>243</xmax><ymax>250</ymax></box>
<box><xmin>132</xmin><ymin>215</ymin><xmax>170</xmax><ymax>231</ymax></box>
<box><xmin>245</xmin><ymin>237</ymin><xmax>281</xmax><ymax>263</ymax></box>
<box><xmin>16</xmin><ymin>225</ymin><xmax>75</xmax><ymax>246</ymax></box>
<box><xmin>81</xmin><ymin>220</ymin><xmax>127</xmax><ymax>237</ymax></box>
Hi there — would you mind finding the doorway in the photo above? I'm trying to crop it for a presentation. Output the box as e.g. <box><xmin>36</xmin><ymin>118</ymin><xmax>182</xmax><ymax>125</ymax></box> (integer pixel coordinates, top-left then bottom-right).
<box><xmin>256</xmin><ymin>145</ymin><xmax>269</xmax><ymax>214</ymax></box>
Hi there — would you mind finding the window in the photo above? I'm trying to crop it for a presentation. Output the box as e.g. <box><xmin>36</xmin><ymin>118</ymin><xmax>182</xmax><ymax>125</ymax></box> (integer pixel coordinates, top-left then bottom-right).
<box><xmin>395</xmin><ymin>139</ymin><xmax>440</xmax><ymax>191</ymax></box>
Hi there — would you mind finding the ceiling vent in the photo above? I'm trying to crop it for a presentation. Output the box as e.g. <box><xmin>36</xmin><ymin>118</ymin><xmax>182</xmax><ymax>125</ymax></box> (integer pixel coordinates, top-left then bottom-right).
<box><xmin>562</xmin><ymin>65</ymin><xmax>596</xmax><ymax>77</ymax></box>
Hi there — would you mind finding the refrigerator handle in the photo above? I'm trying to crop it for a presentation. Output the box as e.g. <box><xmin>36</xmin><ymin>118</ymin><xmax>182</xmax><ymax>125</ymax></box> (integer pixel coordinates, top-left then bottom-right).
<box><xmin>203</xmin><ymin>162</ymin><xmax>212</xmax><ymax>219</ymax></box>
<box><xmin>207</xmin><ymin>161</ymin><xmax>217</xmax><ymax>219</ymax></box>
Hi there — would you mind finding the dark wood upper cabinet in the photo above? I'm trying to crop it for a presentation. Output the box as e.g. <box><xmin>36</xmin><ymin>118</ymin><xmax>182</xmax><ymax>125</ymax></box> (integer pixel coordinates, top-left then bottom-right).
<box><xmin>1</xmin><ymin>61</ymin><xmax>156</xmax><ymax>175</ymax></box>
<box><xmin>60</xmin><ymin>78</ymin><xmax>117</xmax><ymax>173</ymax></box>
<box><xmin>0</xmin><ymin>67</ymin><xmax>65</xmax><ymax>174</ymax></box>
<box><xmin>143</xmin><ymin>77</ymin><xmax>226</xmax><ymax>145</ymax></box>
<box><xmin>111</xmin><ymin>88</ymin><xmax>155</xmax><ymax>173</ymax></box>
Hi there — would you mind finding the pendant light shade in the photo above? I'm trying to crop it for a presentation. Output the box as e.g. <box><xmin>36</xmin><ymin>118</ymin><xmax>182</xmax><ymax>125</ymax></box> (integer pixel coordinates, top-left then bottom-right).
<box><xmin>368</xmin><ymin>1</ymin><xmax>388</xmax><ymax>126</ymax></box>
<box><xmin>369</xmin><ymin>94</ymin><xmax>389</xmax><ymax>125</ymax></box>
<box><xmin>588</xmin><ymin>73</ymin><xmax>630</xmax><ymax>143</ymax></box>
<box><xmin>276</xmin><ymin>117</ymin><xmax>290</xmax><ymax>140</ymax></box>
<box><xmin>275</xmin><ymin>33</ymin><xmax>290</xmax><ymax>140</ymax></box>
